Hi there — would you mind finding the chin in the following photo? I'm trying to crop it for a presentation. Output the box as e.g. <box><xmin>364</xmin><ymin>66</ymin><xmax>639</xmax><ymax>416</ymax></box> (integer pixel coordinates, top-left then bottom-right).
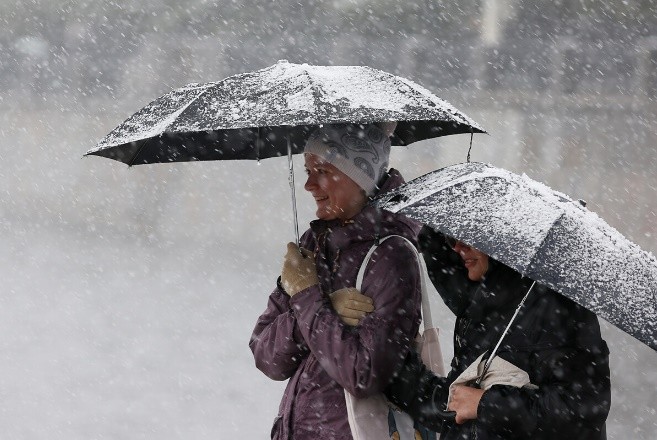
<box><xmin>316</xmin><ymin>210</ymin><xmax>336</xmax><ymax>221</ymax></box>
<box><xmin>467</xmin><ymin>270</ymin><xmax>484</xmax><ymax>282</ymax></box>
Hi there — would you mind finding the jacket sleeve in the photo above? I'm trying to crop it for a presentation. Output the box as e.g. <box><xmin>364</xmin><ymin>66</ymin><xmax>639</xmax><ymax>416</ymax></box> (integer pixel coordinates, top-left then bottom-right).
<box><xmin>384</xmin><ymin>350</ymin><xmax>453</xmax><ymax>433</ymax></box>
<box><xmin>476</xmin><ymin>301</ymin><xmax>611</xmax><ymax>437</ymax></box>
<box><xmin>289</xmin><ymin>237</ymin><xmax>422</xmax><ymax>398</ymax></box>
<box><xmin>249</xmin><ymin>280</ymin><xmax>310</xmax><ymax>381</ymax></box>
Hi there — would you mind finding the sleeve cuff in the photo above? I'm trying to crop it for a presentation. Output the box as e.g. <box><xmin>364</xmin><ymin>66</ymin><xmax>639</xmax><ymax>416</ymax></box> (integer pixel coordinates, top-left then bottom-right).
<box><xmin>276</xmin><ymin>276</ymin><xmax>287</xmax><ymax>295</ymax></box>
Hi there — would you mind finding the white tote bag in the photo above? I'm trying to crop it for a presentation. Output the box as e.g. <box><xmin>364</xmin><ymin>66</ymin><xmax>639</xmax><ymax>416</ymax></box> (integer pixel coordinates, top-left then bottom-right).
<box><xmin>344</xmin><ymin>235</ymin><xmax>445</xmax><ymax>440</ymax></box>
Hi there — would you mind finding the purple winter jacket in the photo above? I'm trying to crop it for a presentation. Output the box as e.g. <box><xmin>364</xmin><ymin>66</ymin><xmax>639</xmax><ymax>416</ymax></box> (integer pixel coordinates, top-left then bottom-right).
<box><xmin>249</xmin><ymin>169</ymin><xmax>424</xmax><ymax>440</ymax></box>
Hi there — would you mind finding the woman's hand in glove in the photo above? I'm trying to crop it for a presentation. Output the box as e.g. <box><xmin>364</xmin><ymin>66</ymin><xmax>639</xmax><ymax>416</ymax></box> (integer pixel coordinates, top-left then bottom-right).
<box><xmin>281</xmin><ymin>242</ymin><xmax>319</xmax><ymax>296</ymax></box>
<box><xmin>329</xmin><ymin>288</ymin><xmax>374</xmax><ymax>326</ymax></box>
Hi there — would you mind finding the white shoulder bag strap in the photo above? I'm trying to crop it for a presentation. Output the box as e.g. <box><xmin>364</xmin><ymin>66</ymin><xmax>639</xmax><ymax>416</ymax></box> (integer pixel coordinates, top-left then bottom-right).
<box><xmin>345</xmin><ymin>235</ymin><xmax>444</xmax><ymax>440</ymax></box>
<box><xmin>355</xmin><ymin>235</ymin><xmax>435</xmax><ymax>338</ymax></box>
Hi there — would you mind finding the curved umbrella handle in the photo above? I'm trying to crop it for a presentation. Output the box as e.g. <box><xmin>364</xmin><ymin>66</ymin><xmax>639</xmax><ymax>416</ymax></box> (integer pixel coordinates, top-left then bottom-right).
<box><xmin>434</xmin><ymin>409</ymin><xmax>457</xmax><ymax>422</ymax></box>
<box><xmin>429</xmin><ymin>385</ymin><xmax>457</xmax><ymax>423</ymax></box>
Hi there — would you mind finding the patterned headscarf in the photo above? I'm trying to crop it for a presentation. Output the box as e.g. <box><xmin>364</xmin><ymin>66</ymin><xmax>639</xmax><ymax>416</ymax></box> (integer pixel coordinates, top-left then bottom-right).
<box><xmin>304</xmin><ymin>122</ymin><xmax>396</xmax><ymax>196</ymax></box>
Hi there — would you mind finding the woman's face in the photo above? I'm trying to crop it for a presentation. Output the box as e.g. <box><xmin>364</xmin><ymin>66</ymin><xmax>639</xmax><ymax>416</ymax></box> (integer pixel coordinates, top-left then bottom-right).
<box><xmin>453</xmin><ymin>241</ymin><xmax>490</xmax><ymax>281</ymax></box>
<box><xmin>303</xmin><ymin>153</ymin><xmax>367</xmax><ymax>221</ymax></box>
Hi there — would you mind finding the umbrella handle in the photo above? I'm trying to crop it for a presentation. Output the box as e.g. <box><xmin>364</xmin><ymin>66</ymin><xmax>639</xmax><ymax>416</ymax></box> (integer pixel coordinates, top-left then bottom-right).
<box><xmin>433</xmin><ymin>409</ymin><xmax>457</xmax><ymax>422</ymax></box>
<box><xmin>430</xmin><ymin>384</ymin><xmax>457</xmax><ymax>422</ymax></box>
<box><xmin>287</xmin><ymin>134</ymin><xmax>300</xmax><ymax>246</ymax></box>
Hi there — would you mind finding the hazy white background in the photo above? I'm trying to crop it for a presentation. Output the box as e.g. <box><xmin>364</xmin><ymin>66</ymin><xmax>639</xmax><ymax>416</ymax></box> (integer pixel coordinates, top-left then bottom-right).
<box><xmin>2</xmin><ymin>1</ymin><xmax>656</xmax><ymax>438</ymax></box>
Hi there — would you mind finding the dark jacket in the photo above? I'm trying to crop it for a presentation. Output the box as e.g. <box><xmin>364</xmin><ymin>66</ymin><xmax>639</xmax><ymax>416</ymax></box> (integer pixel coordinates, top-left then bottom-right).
<box><xmin>250</xmin><ymin>169</ymin><xmax>424</xmax><ymax>440</ymax></box>
<box><xmin>385</xmin><ymin>227</ymin><xmax>611</xmax><ymax>440</ymax></box>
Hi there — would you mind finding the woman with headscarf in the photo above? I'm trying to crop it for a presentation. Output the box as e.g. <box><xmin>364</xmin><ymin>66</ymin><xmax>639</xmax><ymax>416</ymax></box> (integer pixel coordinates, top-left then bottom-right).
<box><xmin>249</xmin><ymin>122</ymin><xmax>425</xmax><ymax>440</ymax></box>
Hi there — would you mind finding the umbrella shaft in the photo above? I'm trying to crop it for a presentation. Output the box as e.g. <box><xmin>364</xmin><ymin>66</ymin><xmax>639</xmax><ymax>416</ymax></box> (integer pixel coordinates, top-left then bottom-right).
<box><xmin>287</xmin><ymin>136</ymin><xmax>300</xmax><ymax>246</ymax></box>
<box><xmin>478</xmin><ymin>280</ymin><xmax>537</xmax><ymax>385</ymax></box>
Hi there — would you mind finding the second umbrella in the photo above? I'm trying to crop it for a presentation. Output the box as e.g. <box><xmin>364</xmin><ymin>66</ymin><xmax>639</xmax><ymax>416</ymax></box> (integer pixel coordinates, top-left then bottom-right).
<box><xmin>375</xmin><ymin>162</ymin><xmax>657</xmax><ymax>352</ymax></box>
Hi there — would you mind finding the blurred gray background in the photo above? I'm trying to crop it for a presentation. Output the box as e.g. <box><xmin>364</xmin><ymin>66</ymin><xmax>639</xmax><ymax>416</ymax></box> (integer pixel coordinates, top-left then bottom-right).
<box><xmin>1</xmin><ymin>0</ymin><xmax>656</xmax><ymax>438</ymax></box>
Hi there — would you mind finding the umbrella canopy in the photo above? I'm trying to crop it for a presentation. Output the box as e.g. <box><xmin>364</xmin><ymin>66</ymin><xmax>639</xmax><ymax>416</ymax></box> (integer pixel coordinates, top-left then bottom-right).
<box><xmin>85</xmin><ymin>60</ymin><xmax>485</xmax><ymax>165</ymax></box>
<box><xmin>374</xmin><ymin>162</ymin><xmax>657</xmax><ymax>351</ymax></box>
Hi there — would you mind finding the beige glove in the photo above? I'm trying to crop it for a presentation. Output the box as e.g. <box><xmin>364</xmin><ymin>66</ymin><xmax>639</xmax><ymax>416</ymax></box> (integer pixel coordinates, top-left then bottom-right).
<box><xmin>281</xmin><ymin>242</ymin><xmax>319</xmax><ymax>296</ymax></box>
<box><xmin>330</xmin><ymin>287</ymin><xmax>375</xmax><ymax>326</ymax></box>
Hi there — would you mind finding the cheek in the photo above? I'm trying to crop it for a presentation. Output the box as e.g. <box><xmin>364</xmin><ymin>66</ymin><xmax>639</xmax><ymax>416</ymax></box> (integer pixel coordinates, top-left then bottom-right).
<box><xmin>479</xmin><ymin>258</ymin><xmax>488</xmax><ymax>276</ymax></box>
<box><xmin>318</xmin><ymin>176</ymin><xmax>335</xmax><ymax>192</ymax></box>
<box><xmin>327</xmin><ymin>190</ymin><xmax>343</xmax><ymax>208</ymax></box>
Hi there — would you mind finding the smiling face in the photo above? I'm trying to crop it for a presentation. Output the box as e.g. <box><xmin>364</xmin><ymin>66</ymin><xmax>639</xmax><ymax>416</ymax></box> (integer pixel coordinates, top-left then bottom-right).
<box><xmin>453</xmin><ymin>241</ymin><xmax>490</xmax><ymax>281</ymax></box>
<box><xmin>303</xmin><ymin>153</ymin><xmax>367</xmax><ymax>221</ymax></box>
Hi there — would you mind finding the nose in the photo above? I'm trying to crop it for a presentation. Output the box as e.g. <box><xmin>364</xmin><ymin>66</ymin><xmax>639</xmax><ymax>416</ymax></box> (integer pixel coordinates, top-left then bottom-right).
<box><xmin>304</xmin><ymin>173</ymin><xmax>316</xmax><ymax>192</ymax></box>
<box><xmin>453</xmin><ymin>241</ymin><xmax>471</xmax><ymax>253</ymax></box>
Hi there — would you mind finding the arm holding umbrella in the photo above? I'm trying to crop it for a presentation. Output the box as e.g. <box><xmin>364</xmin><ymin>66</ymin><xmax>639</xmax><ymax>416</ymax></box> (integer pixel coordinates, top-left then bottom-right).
<box><xmin>284</xmin><ymin>237</ymin><xmax>423</xmax><ymax>397</ymax></box>
<box><xmin>248</xmin><ymin>235</ymin><xmax>318</xmax><ymax>381</ymax></box>
<box><xmin>383</xmin><ymin>314</ymin><xmax>610</xmax><ymax>436</ymax></box>
<box><xmin>247</xmin><ymin>243</ymin><xmax>322</xmax><ymax>380</ymax></box>
<box><xmin>248</xmin><ymin>278</ymin><xmax>311</xmax><ymax>381</ymax></box>
<box><xmin>262</xmin><ymin>230</ymin><xmax>420</xmax><ymax>396</ymax></box>
<box><xmin>471</xmin><ymin>295</ymin><xmax>611</xmax><ymax>437</ymax></box>
<box><xmin>280</xmin><ymin>242</ymin><xmax>319</xmax><ymax>296</ymax></box>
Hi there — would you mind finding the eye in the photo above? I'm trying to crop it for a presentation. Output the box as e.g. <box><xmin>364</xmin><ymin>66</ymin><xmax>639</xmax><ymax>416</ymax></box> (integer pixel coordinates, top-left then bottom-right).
<box><xmin>305</xmin><ymin>166</ymin><xmax>330</xmax><ymax>176</ymax></box>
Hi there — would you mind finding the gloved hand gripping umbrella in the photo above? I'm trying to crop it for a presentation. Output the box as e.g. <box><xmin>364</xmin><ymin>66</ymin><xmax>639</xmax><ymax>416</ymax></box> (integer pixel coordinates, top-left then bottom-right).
<box><xmin>85</xmin><ymin>60</ymin><xmax>485</xmax><ymax>243</ymax></box>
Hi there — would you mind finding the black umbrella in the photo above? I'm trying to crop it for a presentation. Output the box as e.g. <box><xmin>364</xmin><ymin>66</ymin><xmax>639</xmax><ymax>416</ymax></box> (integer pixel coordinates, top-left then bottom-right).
<box><xmin>374</xmin><ymin>162</ymin><xmax>657</xmax><ymax>352</ymax></box>
<box><xmin>85</xmin><ymin>61</ymin><xmax>485</xmax><ymax>243</ymax></box>
<box><xmin>85</xmin><ymin>60</ymin><xmax>485</xmax><ymax>165</ymax></box>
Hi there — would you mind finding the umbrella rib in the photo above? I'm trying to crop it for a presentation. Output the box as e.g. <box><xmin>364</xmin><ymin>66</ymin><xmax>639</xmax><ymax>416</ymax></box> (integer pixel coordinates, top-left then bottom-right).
<box><xmin>524</xmin><ymin>210</ymin><xmax>566</xmax><ymax>278</ymax></box>
<box><xmin>392</xmin><ymin>75</ymin><xmax>464</xmax><ymax>124</ymax></box>
<box><xmin>300</xmin><ymin>69</ymin><xmax>325</xmax><ymax>121</ymax></box>
<box><xmin>127</xmin><ymin>86</ymin><xmax>215</xmax><ymax>165</ymax></box>
<box><xmin>392</xmin><ymin>74</ymin><xmax>484</xmax><ymax>132</ymax></box>
<box><xmin>127</xmin><ymin>138</ymin><xmax>152</xmax><ymax>167</ymax></box>
<box><xmin>167</xmin><ymin>85</ymin><xmax>215</xmax><ymax>129</ymax></box>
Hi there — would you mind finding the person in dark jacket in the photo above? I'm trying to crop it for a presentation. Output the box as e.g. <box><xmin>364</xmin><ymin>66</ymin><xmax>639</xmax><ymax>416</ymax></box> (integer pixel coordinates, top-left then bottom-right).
<box><xmin>382</xmin><ymin>226</ymin><xmax>611</xmax><ymax>439</ymax></box>
<box><xmin>249</xmin><ymin>122</ymin><xmax>424</xmax><ymax>440</ymax></box>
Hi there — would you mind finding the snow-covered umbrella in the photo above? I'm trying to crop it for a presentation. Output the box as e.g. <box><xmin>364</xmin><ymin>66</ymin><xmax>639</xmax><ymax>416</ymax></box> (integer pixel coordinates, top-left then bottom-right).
<box><xmin>86</xmin><ymin>60</ymin><xmax>484</xmax><ymax>164</ymax></box>
<box><xmin>85</xmin><ymin>60</ymin><xmax>485</xmax><ymax>243</ymax></box>
<box><xmin>374</xmin><ymin>162</ymin><xmax>657</xmax><ymax>352</ymax></box>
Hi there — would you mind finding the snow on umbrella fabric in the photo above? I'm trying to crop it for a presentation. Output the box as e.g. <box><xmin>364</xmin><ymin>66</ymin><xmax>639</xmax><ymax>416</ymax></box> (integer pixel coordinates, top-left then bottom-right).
<box><xmin>85</xmin><ymin>60</ymin><xmax>485</xmax><ymax>165</ymax></box>
<box><xmin>374</xmin><ymin>161</ymin><xmax>657</xmax><ymax>352</ymax></box>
